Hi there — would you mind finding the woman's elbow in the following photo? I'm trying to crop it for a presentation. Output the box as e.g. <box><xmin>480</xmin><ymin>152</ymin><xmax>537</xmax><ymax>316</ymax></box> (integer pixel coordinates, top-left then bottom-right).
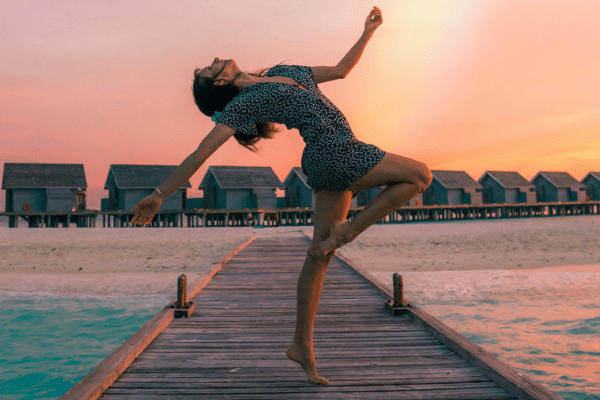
<box><xmin>191</xmin><ymin>148</ymin><xmax>208</xmax><ymax>166</ymax></box>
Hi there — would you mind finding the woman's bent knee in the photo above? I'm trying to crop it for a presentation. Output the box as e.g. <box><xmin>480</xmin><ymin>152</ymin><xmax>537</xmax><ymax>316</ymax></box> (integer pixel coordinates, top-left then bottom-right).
<box><xmin>414</xmin><ymin>163</ymin><xmax>432</xmax><ymax>192</ymax></box>
<box><xmin>308</xmin><ymin>249</ymin><xmax>336</xmax><ymax>264</ymax></box>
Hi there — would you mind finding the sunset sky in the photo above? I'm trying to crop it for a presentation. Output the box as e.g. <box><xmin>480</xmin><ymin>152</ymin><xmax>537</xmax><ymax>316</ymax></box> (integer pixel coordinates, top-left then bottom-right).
<box><xmin>2</xmin><ymin>0</ymin><xmax>599</xmax><ymax>208</ymax></box>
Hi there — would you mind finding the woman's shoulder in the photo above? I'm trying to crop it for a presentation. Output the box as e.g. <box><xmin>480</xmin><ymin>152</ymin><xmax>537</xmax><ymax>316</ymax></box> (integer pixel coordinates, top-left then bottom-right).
<box><xmin>266</xmin><ymin>64</ymin><xmax>316</xmax><ymax>87</ymax></box>
<box><xmin>266</xmin><ymin>64</ymin><xmax>311</xmax><ymax>75</ymax></box>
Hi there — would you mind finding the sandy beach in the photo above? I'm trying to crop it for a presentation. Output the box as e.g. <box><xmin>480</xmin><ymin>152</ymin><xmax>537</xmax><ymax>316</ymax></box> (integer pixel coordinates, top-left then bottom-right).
<box><xmin>1</xmin><ymin>215</ymin><xmax>599</xmax><ymax>296</ymax></box>
<box><xmin>0</xmin><ymin>226</ymin><xmax>259</xmax><ymax>296</ymax></box>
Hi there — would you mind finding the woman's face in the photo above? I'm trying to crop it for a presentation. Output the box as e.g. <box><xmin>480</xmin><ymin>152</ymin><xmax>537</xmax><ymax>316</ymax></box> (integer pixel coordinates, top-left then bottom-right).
<box><xmin>194</xmin><ymin>57</ymin><xmax>239</xmax><ymax>84</ymax></box>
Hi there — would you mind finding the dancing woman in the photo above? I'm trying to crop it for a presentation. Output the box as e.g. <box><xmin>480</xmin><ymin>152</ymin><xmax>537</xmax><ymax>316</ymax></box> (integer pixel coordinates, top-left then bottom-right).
<box><xmin>131</xmin><ymin>7</ymin><xmax>432</xmax><ymax>384</ymax></box>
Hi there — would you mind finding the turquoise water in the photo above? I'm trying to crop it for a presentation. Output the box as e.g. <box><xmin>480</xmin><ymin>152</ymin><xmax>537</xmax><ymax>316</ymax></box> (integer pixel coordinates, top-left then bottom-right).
<box><xmin>0</xmin><ymin>291</ymin><xmax>169</xmax><ymax>400</ymax></box>
<box><xmin>398</xmin><ymin>268</ymin><xmax>600</xmax><ymax>400</ymax></box>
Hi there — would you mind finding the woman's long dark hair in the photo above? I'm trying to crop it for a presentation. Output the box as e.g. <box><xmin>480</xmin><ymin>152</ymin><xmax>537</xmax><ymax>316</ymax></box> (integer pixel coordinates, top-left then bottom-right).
<box><xmin>192</xmin><ymin>63</ymin><xmax>284</xmax><ymax>151</ymax></box>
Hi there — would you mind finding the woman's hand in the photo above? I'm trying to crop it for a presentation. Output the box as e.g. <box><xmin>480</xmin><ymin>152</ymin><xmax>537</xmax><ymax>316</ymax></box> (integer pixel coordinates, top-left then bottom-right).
<box><xmin>364</xmin><ymin>6</ymin><xmax>383</xmax><ymax>35</ymax></box>
<box><xmin>131</xmin><ymin>192</ymin><xmax>162</xmax><ymax>226</ymax></box>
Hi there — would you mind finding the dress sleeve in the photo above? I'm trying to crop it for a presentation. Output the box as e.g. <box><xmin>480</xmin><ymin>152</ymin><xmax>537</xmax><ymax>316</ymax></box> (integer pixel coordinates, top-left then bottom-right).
<box><xmin>288</xmin><ymin>65</ymin><xmax>318</xmax><ymax>89</ymax></box>
<box><xmin>216</xmin><ymin>92</ymin><xmax>259</xmax><ymax>136</ymax></box>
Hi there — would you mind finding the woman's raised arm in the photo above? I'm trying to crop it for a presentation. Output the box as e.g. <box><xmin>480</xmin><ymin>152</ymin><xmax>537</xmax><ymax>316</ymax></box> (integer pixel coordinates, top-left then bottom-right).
<box><xmin>131</xmin><ymin>123</ymin><xmax>235</xmax><ymax>225</ymax></box>
<box><xmin>312</xmin><ymin>7</ymin><xmax>383</xmax><ymax>84</ymax></box>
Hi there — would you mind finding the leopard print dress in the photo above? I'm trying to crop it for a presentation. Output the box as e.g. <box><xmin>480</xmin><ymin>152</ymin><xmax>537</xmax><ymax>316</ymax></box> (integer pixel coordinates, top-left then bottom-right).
<box><xmin>216</xmin><ymin>65</ymin><xmax>386</xmax><ymax>194</ymax></box>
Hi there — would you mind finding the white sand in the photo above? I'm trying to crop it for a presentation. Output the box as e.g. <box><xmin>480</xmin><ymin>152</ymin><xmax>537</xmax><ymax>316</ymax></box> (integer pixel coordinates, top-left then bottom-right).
<box><xmin>334</xmin><ymin>215</ymin><xmax>600</xmax><ymax>273</ymax></box>
<box><xmin>0</xmin><ymin>227</ymin><xmax>301</xmax><ymax>296</ymax></box>
<box><xmin>1</xmin><ymin>215</ymin><xmax>599</xmax><ymax>297</ymax></box>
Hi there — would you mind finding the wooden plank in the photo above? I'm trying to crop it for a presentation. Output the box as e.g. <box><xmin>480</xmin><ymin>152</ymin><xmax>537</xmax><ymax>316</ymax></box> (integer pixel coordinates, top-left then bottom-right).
<box><xmin>146</xmin><ymin>339</ymin><xmax>442</xmax><ymax>348</ymax></box>
<box><xmin>122</xmin><ymin>356</ymin><xmax>472</xmax><ymax>370</ymax></box>
<box><xmin>107</xmin><ymin>381</ymin><xmax>503</xmax><ymax>391</ymax></box>
<box><xmin>102</xmin><ymin>381</ymin><xmax>508</xmax><ymax>395</ymax></box>
<box><xmin>117</xmin><ymin>367</ymin><xmax>486</xmax><ymax>381</ymax></box>
<box><xmin>100</xmin><ymin>388</ymin><xmax>515</xmax><ymax>400</ymax></box>
<box><xmin>60</xmin><ymin>233</ymin><xmax>257</xmax><ymax>400</ymax></box>
<box><xmin>184</xmin><ymin>233</ymin><xmax>258</xmax><ymax>303</ymax></box>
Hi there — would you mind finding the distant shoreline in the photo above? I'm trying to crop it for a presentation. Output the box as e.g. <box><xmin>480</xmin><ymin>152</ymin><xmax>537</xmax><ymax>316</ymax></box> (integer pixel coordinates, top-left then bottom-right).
<box><xmin>1</xmin><ymin>215</ymin><xmax>599</xmax><ymax>296</ymax></box>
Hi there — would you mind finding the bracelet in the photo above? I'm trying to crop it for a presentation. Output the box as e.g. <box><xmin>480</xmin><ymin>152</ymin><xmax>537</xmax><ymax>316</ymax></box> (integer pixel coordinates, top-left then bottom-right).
<box><xmin>155</xmin><ymin>188</ymin><xmax>162</xmax><ymax>195</ymax></box>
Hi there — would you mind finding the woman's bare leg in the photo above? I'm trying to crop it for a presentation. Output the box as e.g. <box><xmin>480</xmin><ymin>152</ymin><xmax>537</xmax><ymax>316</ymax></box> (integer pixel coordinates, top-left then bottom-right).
<box><xmin>286</xmin><ymin>190</ymin><xmax>353</xmax><ymax>384</ymax></box>
<box><xmin>308</xmin><ymin>153</ymin><xmax>432</xmax><ymax>257</ymax></box>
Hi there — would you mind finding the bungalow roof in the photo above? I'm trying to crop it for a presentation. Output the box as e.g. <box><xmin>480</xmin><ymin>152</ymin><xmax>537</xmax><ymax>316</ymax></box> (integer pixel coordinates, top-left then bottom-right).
<box><xmin>582</xmin><ymin>172</ymin><xmax>600</xmax><ymax>182</ymax></box>
<box><xmin>431</xmin><ymin>170</ymin><xmax>481</xmax><ymax>189</ymax></box>
<box><xmin>533</xmin><ymin>171</ymin><xmax>583</xmax><ymax>188</ymax></box>
<box><xmin>2</xmin><ymin>163</ymin><xmax>87</xmax><ymax>189</ymax></box>
<box><xmin>283</xmin><ymin>167</ymin><xmax>310</xmax><ymax>188</ymax></box>
<box><xmin>199</xmin><ymin>166</ymin><xmax>283</xmax><ymax>189</ymax></box>
<box><xmin>479</xmin><ymin>171</ymin><xmax>533</xmax><ymax>188</ymax></box>
<box><xmin>104</xmin><ymin>164</ymin><xmax>192</xmax><ymax>189</ymax></box>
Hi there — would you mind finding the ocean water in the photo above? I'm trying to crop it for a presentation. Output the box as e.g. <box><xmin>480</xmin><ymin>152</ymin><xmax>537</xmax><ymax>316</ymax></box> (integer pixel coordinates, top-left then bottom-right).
<box><xmin>0</xmin><ymin>292</ymin><xmax>170</xmax><ymax>400</ymax></box>
<box><xmin>370</xmin><ymin>267</ymin><xmax>600</xmax><ymax>400</ymax></box>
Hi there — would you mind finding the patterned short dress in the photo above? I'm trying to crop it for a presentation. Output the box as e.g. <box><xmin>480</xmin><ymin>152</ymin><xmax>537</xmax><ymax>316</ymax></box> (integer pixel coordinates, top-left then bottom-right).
<box><xmin>216</xmin><ymin>65</ymin><xmax>386</xmax><ymax>193</ymax></box>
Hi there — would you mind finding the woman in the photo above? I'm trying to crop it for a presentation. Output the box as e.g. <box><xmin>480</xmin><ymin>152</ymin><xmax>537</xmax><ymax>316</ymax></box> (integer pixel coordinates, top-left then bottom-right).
<box><xmin>131</xmin><ymin>7</ymin><xmax>432</xmax><ymax>385</ymax></box>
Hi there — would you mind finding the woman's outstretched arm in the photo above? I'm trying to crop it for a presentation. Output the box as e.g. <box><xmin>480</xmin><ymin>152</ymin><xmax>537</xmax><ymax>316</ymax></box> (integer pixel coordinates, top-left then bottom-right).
<box><xmin>312</xmin><ymin>6</ymin><xmax>383</xmax><ymax>84</ymax></box>
<box><xmin>131</xmin><ymin>123</ymin><xmax>235</xmax><ymax>225</ymax></box>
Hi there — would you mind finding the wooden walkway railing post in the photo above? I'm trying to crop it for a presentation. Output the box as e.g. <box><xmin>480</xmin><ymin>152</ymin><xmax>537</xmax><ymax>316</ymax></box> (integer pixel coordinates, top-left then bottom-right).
<box><xmin>385</xmin><ymin>273</ymin><xmax>408</xmax><ymax>316</ymax></box>
<box><xmin>171</xmin><ymin>274</ymin><xmax>195</xmax><ymax>318</ymax></box>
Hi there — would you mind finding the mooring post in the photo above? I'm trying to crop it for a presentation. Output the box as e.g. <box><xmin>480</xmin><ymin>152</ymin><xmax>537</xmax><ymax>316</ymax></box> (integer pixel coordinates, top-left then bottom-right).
<box><xmin>385</xmin><ymin>272</ymin><xmax>408</xmax><ymax>315</ymax></box>
<box><xmin>176</xmin><ymin>274</ymin><xmax>187</xmax><ymax>309</ymax></box>
<box><xmin>172</xmin><ymin>274</ymin><xmax>195</xmax><ymax>318</ymax></box>
<box><xmin>393</xmin><ymin>273</ymin><xmax>405</xmax><ymax>307</ymax></box>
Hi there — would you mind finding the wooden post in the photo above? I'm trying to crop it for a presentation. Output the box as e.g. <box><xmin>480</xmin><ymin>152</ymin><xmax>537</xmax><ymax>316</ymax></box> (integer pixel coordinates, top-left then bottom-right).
<box><xmin>177</xmin><ymin>275</ymin><xmax>187</xmax><ymax>309</ymax></box>
<box><xmin>172</xmin><ymin>274</ymin><xmax>195</xmax><ymax>318</ymax></box>
<box><xmin>385</xmin><ymin>273</ymin><xmax>408</xmax><ymax>315</ymax></box>
<box><xmin>393</xmin><ymin>273</ymin><xmax>405</xmax><ymax>307</ymax></box>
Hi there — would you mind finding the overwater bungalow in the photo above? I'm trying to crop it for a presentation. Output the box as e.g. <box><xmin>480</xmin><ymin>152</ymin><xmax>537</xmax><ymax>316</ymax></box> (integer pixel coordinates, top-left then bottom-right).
<box><xmin>103</xmin><ymin>164</ymin><xmax>191</xmax><ymax>211</ymax></box>
<box><xmin>478</xmin><ymin>171</ymin><xmax>536</xmax><ymax>204</ymax></box>
<box><xmin>283</xmin><ymin>167</ymin><xmax>360</xmax><ymax>208</ymax></box>
<box><xmin>531</xmin><ymin>171</ymin><xmax>586</xmax><ymax>202</ymax></box>
<box><xmin>422</xmin><ymin>170</ymin><xmax>483</xmax><ymax>205</ymax></box>
<box><xmin>199</xmin><ymin>166</ymin><xmax>282</xmax><ymax>209</ymax></box>
<box><xmin>283</xmin><ymin>167</ymin><xmax>315</xmax><ymax>208</ymax></box>
<box><xmin>581</xmin><ymin>172</ymin><xmax>600</xmax><ymax>201</ymax></box>
<box><xmin>2</xmin><ymin>163</ymin><xmax>87</xmax><ymax>212</ymax></box>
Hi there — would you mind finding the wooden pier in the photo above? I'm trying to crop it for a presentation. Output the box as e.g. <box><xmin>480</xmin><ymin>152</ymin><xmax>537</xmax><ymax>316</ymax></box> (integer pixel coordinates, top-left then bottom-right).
<box><xmin>61</xmin><ymin>234</ymin><xmax>561</xmax><ymax>400</ymax></box>
<box><xmin>0</xmin><ymin>210</ymin><xmax>99</xmax><ymax>228</ymax></box>
<box><xmin>2</xmin><ymin>201</ymin><xmax>598</xmax><ymax>228</ymax></box>
<box><xmin>0</xmin><ymin>201</ymin><xmax>600</xmax><ymax>228</ymax></box>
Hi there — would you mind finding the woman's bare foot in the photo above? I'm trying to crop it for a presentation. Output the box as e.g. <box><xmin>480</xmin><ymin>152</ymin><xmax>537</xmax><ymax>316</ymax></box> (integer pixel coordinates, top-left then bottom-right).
<box><xmin>286</xmin><ymin>342</ymin><xmax>329</xmax><ymax>385</ymax></box>
<box><xmin>307</xmin><ymin>221</ymin><xmax>354</xmax><ymax>257</ymax></box>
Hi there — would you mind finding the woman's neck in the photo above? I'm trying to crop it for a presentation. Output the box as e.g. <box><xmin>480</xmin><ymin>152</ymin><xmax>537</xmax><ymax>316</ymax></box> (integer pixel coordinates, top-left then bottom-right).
<box><xmin>231</xmin><ymin>72</ymin><xmax>264</xmax><ymax>90</ymax></box>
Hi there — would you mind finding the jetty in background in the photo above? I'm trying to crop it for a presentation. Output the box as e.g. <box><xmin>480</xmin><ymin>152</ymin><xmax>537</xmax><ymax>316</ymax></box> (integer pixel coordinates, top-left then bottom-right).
<box><xmin>60</xmin><ymin>234</ymin><xmax>561</xmax><ymax>400</ymax></box>
<box><xmin>3</xmin><ymin>162</ymin><xmax>600</xmax><ymax>228</ymax></box>
<box><xmin>2</xmin><ymin>200</ymin><xmax>599</xmax><ymax>228</ymax></box>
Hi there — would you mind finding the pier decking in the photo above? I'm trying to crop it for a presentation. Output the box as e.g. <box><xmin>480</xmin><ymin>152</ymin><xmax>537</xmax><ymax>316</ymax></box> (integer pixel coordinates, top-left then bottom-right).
<box><xmin>62</xmin><ymin>234</ymin><xmax>561</xmax><ymax>400</ymax></box>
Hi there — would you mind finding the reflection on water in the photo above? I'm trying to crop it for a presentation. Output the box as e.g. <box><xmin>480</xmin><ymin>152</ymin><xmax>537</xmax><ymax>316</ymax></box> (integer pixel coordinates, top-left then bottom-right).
<box><xmin>0</xmin><ymin>292</ymin><xmax>169</xmax><ymax>400</ymax></box>
<box><xmin>371</xmin><ymin>267</ymin><xmax>600</xmax><ymax>400</ymax></box>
